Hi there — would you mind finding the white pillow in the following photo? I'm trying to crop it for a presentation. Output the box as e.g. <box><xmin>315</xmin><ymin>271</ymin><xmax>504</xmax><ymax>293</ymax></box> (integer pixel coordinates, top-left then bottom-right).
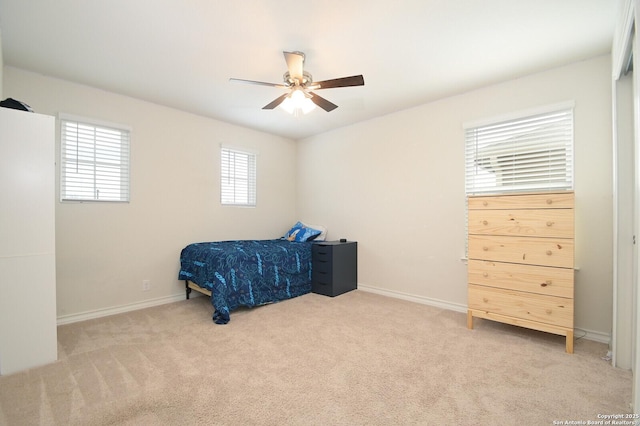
<box><xmin>301</xmin><ymin>221</ymin><xmax>327</xmax><ymax>241</ymax></box>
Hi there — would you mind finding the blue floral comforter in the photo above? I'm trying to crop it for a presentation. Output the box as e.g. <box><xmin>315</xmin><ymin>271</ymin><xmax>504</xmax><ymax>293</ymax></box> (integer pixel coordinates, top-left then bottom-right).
<box><xmin>178</xmin><ymin>239</ymin><xmax>313</xmax><ymax>324</ymax></box>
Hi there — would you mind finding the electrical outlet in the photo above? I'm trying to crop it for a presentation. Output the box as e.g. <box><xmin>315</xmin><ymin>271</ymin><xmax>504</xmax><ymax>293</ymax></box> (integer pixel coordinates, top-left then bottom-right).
<box><xmin>142</xmin><ymin>280</ymin><xmax>151</xmax><ymax>291</ymax></box>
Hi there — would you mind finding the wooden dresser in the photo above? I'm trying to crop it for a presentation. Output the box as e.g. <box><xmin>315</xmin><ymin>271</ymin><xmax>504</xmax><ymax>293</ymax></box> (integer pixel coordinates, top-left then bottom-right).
<box><xmin>466</xmin><ymin>191</ymin><xmax>575</xmax><ymax>353</ymax></box>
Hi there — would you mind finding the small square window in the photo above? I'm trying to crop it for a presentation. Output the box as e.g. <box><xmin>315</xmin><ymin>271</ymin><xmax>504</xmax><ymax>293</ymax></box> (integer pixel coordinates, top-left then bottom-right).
<box><xmin>60</xmin><ymin>115</ymin><xmax>130</xmax><ymax>202</ymax></box>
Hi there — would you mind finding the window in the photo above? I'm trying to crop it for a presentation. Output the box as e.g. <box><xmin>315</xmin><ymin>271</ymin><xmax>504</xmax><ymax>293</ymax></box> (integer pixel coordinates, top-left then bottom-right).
<box><xmin>464</xmin><ymin>103</ymin><xmax>574</xmax><ymax>195</ymax></box>
<box><xmin>221</xmin><ymin>146</ymin><xmax>256</xmax><ymax>207</ymax></box>
<box><xmin>60</xmin><ymin>115</ymin><xmax>130</xmax><ymax>202</ymax></box>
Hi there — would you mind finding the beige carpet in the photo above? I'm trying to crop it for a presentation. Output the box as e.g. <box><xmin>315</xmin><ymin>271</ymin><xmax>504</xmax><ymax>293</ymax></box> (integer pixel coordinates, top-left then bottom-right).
<box><xmin>0</xmin><ymin>290</ymin><xmax>633</xmax><ymax>425</ymax></box>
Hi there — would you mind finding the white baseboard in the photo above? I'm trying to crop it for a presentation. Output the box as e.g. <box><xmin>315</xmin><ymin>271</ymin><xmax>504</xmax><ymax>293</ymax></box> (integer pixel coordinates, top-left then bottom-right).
<box><xmin>357</xmin><ymin>284</ymin><xmax>611</xmax><ymax>344</ymax></box>
<box><xmin>56</xmin><ymin>293</ymin><xmax>188</xmax><ymax>325</ymax></box>
<box><xmin>574</xmin><ymin>328</ymin><xmax>610</xmax><ymax>344</ymax></box>
<box><xmin>357</xmin><ymin>284</ymin><xmax>468</xmax><ymax>313</ymax></box>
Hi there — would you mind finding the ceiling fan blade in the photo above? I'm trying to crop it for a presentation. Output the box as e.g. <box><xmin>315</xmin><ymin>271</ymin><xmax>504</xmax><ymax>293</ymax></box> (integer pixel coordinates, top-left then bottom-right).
<box><xmin>312</xmin><ymin>75</ymin><xmax>365</xmax><ymax>90</ymax></box>
<box><xmin>283</xmin><ymin>51</ymin><xmax>304</xmax><ymax>81</ymax></box>
<box><xmin>309</xmin><ymin>92</ymin><xmax>338</xmax><ymax>112</ymax></box>
<box><xmin>262</xmin><ymin>93</ymin><xmax>290</xmax><ymax>110</ymax></box>
<box><xmin>230</xmin><ymin>78</ymin><xmax>288</xmax><ymax>89</ymax></box>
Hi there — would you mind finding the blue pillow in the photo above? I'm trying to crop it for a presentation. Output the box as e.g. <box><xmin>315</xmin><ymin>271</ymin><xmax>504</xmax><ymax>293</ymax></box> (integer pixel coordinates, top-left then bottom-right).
<box><xmin>283</xmin><ymin>221</ymin><xmax>322</xmax><ymax>242</ymax></box>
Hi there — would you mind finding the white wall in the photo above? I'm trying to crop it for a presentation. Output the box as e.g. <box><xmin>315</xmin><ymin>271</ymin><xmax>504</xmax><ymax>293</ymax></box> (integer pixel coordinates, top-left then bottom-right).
<box><xmin>297</xmin><ymin>55</ymin><xmax>613</xmax><ymax>338</ymax></box>
<box><xmin>4</xmin><ymin>67</ymin><xmax>299</xmax><ymax>320</ymax></box>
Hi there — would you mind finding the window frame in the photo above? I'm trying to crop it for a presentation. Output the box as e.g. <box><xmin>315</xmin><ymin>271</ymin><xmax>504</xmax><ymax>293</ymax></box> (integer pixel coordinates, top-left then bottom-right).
<box><xmin>59</xmin><ymin>114</ymin><xmax>131</xmax><ymax>203</ymax></box>
<box><xmin>464</xmin><ymin>101</ymin><xmax>575</xmax><ymax>196</ymax></box>
<box><xmin>220</xmin><ymin>145</ymin><xmax>257</xmax><ymax>207</ymax></box>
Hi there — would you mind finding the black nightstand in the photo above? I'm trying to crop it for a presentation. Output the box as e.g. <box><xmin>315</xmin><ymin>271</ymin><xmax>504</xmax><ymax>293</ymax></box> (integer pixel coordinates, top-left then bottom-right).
<box><xmin>311</xmin><ymin>241</ymin><xmax>357</xmax><ymax>297</ymax></box>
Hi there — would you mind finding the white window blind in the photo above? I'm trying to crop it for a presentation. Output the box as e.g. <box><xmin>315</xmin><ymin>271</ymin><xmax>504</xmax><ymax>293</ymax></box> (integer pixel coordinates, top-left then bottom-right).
<box><xmin>464</xmin><ymin>106</ymin><xmax>574</xmax><ymax>195</ymax></box>
<box><xmin>60</xmin><ymin>116</ymin><xmax>130</xmax><ymax>202</ymax></box>
<box><xmin>221</xmin><ymin>146</ymin><xmax>256</xmax><ymax>207</ymax></box>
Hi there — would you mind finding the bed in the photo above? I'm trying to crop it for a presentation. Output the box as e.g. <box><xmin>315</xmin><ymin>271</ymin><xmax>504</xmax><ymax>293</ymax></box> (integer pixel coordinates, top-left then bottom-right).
<box><xmin>178</xmin><ymin>222</ymin><xmax>325</xmax><ymax>324</ymax></box>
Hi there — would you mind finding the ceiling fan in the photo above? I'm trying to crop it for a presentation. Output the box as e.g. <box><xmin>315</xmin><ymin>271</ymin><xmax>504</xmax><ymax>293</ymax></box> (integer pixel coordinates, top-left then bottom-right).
<box><xmin>230</xmin><ymin>51</ymin><xmax>364</xmax><ymax>113</ymax></box>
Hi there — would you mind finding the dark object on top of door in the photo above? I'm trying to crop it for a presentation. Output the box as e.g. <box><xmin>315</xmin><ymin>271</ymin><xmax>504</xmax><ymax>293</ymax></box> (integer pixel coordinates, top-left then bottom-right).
<box><xmin>0</xmin><ymin>98</ymin><xmax>34</xmax><ymax>112</ymax></box>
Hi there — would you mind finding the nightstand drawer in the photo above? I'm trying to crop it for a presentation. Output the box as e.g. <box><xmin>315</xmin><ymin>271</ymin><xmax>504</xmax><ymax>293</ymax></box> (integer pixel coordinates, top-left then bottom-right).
<box><xmin>312</xmin><ymin>259</ymin><xmax>332</xmax><ymax>273</ymax></box>
<box><xmin>312</xmin><ymin>270</ymin><xmax>332</xmax><ymax>284</ymax></box>
<box><xmin>312</xmin><ymin>247</ymin><xmax>332</xmax><ymax>261</ymax></box>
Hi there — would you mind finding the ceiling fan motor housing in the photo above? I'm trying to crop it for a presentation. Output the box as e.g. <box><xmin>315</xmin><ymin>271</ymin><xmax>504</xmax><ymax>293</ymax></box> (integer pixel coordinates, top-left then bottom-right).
<box><xmin>284</xmin><ymin>71</ymin><xmax>313</xmax><ymax>87</ymax></box>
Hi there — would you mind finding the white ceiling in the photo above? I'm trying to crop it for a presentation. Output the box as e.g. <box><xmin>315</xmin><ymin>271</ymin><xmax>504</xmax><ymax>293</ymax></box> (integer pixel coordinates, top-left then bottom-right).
<box><xmin>0</xmin><ymin>0</ymin><xmax>619</xmax><ymax>140</ymax></box>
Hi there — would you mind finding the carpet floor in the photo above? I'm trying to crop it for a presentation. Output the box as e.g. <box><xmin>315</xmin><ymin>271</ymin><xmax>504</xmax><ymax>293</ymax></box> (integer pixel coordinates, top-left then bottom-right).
<box><xmin>0</xmin><ymin>290</ymin><xmax>633</xmax><ymax>425</ymax></box>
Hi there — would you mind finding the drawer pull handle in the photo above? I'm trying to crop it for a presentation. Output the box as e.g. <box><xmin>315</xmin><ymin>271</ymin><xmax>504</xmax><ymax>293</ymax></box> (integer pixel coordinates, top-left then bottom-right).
<box><xmin>546</xmin><ymin>250</ymin><xmax>553</xmax><ymax>256</ymax></box>
<box><xmin>540</xmin><ymin>280</ymin><xmax>552</xmax><ymax>287</ymax></box>
<box><xmin>483</xmin><ymin>201</ymin><xmax>488</xmax><ymax>206</ymax></box>
<box><xmin>546</xmin><ymin>221</ymin><xmax>553</xmax><ymax>227</ymax></box>
<box><xmin>545</xmin><ymin>309</ymin><xmax>552</xmax><ymax>315</ymax></box>
<box><xmin>483</xmin><ymin>246</ymin><xmax>488</xmax><ymax>251</ymax></box>
<box><xmin>482</xmin><ymin>220</ymin><xmax>488</xmax><ymax>225</ymax></box>
<box><xmin>482</xmin><ymin>298</ymin><xmax>488</xmax><ymax>303</ymax></box>
<box><xmin>546</xmin><ymin>199</ymin><xmax>553</xmax><ymax>205</ymax></box>
<box><xmin>482</xmin><ymin>272</ymin><xmax>488</xmax><ymax>278</ymax></box>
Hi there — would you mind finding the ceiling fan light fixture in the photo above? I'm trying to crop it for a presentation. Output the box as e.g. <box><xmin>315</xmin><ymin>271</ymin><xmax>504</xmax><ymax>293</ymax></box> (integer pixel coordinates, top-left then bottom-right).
<box><xmin>280</xmin><ymin>89</ymin><xmax>315</xmax><ymax>116</ymax></box>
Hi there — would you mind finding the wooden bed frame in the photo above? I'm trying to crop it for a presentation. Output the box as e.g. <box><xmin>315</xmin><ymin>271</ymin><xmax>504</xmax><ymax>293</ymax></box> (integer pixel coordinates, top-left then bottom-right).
<box><xmin>185</xmin><ymin>280</ymin><xmax>211</xmax><ymax>299</ymax></box>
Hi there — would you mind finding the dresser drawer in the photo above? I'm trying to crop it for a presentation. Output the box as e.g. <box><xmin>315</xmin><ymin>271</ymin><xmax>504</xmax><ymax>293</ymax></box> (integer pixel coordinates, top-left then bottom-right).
<box><xmin>468</xmin><ymin>192</ymin><xmax>574</xmax><ymax>210</ymax></box>
<box><xmin>468</xmin><ymin>234</ymin><xmax>573</xmax><ymax>268</ymax></box>
<box><xmin>468</xmin><ymin>284</ymin><xmax>573</xmax><ymax>328</ymax></box>
<box><xmin>468</xmin><ymin>259</ymin><xmax>573</xmax><ymax>298</ymax></box>
<box><xmin>468</xmin><ymin>208</ymin><xmax>573</xmax><ymax>238</ymax></box>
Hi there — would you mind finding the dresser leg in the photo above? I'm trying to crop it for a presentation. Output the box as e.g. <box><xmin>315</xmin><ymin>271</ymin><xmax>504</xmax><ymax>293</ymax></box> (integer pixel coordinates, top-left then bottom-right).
<box><xmin>467</xmin><ymin>310</ymin><xmax>474</xmax><ymax>329</ymax></box>
<box><xmin>566</xmin><ymin>330</ymin><xmax>574</xmax><ymax>354</ymax></box>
